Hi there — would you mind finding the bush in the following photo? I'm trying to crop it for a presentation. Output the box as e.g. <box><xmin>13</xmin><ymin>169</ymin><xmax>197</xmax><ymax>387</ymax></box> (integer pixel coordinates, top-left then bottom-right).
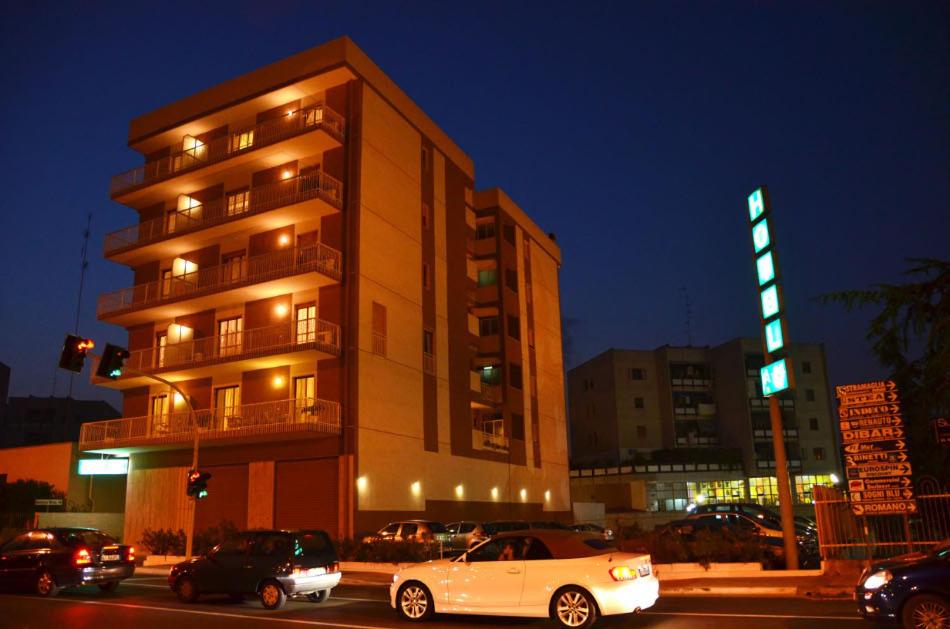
<box><xmin>194</xmin><ymin>520</ymin><xmax>239</xmax><ymax>556</ymax></box>
<box><xmin>335</xmin><ymin>539</ymin><xmax>445</xmax><ymax>563</ymax></box>
<box><xmin>140</xmin><ymin>527</ymin><xmax>186</xmax><ymax>556</ymax></box>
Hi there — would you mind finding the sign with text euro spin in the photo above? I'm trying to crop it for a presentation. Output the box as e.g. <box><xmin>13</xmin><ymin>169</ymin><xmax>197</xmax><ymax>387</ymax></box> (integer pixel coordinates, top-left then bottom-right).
<box><xmin>747</xmin><ymin>187</ymin><xmax>794</xmax><ymax>395</ymax></box>
<box><xmin>837</xmin><ymin>380</ymin><xmax>917</xmax><ymax>516</ymax></box>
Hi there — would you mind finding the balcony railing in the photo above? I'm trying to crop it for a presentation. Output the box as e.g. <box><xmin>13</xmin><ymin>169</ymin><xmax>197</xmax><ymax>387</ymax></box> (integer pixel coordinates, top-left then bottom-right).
<box><xmin>104</xmin><ymin>172</ymin><xmax>343</xmax><ymax>255</ymax></box>
<box><xmin>113</xmin><ymin>319</ymin><xmax>340</xmax><ymax>378</ymax></box>
<box><xmin>97</xmin><ymin>243</ymin><xmax>342</xmax><ymax>317</ymax></box>
<box><xmin>473</xmin><ymin>419</ymin><xmax>508</xmax><ymax>452</ymax></box>
<box><xmin>479</xmin><ymin>381</ymin><xmax>502</xmax><ymax>404</ymax></box>
<box><xmin>110</xmin><ymin>103</ymin><xmax>345</xmax><ymax>196</ymax></box>
<box><xmin>79</xmin><ymin>397</ymin><xmax>340</xmax><ymax>450</ymax></box>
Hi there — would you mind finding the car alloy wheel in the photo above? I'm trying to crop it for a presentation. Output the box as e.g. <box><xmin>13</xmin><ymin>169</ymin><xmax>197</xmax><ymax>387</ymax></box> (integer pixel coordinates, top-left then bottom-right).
<box><xmin>259</xmin><ymin>581</ymin><xmax>286</xmax><ymax>610</ymax></box>
<box><xmin>36</xmin><ymin>570</ymin><xmax>59</xmax><ymax>597</ymax></box>
<box><xmin>905</xmin><ymin>595</ymin><xmax>950</xmax><ymax>629</ymax></box>
<box><xmin>398</xmin><ymin>583</ymin><xmax>433</xmax><ymax>621</ymax></box>
<box><xmin>175</xmin><ymin>576</ymin><xmax>199</xmax><ymax>603</ymax></box>
<box><xmin>554</xmin><ymin>589</ymin><xmax>595</xmax><ymax>628</ymax></box>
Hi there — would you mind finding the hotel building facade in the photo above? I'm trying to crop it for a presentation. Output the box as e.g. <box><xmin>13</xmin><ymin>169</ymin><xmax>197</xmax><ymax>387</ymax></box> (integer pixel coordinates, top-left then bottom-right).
<box><xmin>81</xmin><ymin>37</ymin><xmax>570</xmax><ymax>544</ymax></box>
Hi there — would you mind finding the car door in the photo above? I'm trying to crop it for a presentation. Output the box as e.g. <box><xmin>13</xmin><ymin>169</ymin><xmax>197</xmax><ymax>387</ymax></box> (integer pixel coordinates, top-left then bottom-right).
<box><xmin>447</xmin><ymin>537</ymin><xmax>525</xmax><ymax>610</ymax></box>
<box><xmin>399</xmin><ymin>523</ymin><xmax>418</xmax><ymax>542</ymax></box>
<box><xmin>517</xmin><ymin>536</ymin><xmax>557</xmax><ymax>609</ymax></box>
<box><xmin>195</xmin><ymin>535</ymin><xmax>251</xmax><ymax>593</ymax></box>
<box><xmin>244</xmin><ymin>533</ymin><xmax>292</xmax><ymax>592</ymax></box>
<box><xmin>0</xmin><ymin>534</ymin><xmax>33</xmax><ymax>586</ymax></box>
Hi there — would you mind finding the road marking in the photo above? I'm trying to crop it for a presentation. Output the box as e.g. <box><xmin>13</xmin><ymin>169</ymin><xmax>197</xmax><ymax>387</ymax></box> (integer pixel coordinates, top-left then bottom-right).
<box><xmin>644</xmin><ymin>610</ymin><xmax>862</xmax><ymax>621</ymax></box>
<box><xmin>14</xmin><ymin>596</ymin><xmax>397</xmax><ymax>629</ymax></box>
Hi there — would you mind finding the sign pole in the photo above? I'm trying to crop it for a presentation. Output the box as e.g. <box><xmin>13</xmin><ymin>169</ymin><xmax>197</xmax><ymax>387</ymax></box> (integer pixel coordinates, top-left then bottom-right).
<box><xmin>769</xmin><ymin>395</ymin><xmax>799</xmax><ymax>569</ymax></box>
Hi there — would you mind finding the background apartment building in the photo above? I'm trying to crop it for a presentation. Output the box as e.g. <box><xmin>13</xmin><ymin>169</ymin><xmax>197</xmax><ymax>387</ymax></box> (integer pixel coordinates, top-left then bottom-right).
<box><xmin>568</xmin><ymin>339</ymin><xmax>840</xmax><ymax>512</ymax></box>
<box><xmin>81</xmin><ymin>37</ymin><xmax>570</xmax><ymax>545</ymax></box>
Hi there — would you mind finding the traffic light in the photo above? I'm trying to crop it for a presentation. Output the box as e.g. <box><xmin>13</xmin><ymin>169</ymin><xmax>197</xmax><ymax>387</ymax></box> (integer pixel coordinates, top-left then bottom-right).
<box><xmin>58</xmin><ymin>334</ymin><xmax>94</xmax><ymax>373</ymax></box>
<box><xmin>95</xmin><ymin>343</ymin><xmax>130</xmax><ymax>379</ymax></box>
<box><xmin>187</xmin><ymin>469</ymin><xmax>212</xmax><ymax>500</ymax></box>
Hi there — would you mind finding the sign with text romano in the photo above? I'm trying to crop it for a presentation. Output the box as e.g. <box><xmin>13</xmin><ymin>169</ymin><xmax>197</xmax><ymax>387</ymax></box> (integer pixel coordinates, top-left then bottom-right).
<box><xmin>836</xmin><ymin>380</ymin><xmax>917</xmax><ymax>516</ymax></box>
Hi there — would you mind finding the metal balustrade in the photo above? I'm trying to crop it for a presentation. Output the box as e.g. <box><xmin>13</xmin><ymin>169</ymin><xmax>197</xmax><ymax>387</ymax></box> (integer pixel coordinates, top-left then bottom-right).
<box><xmin>79</xmin><ymin>397</ymin><xmax>341</xmax><ymax>449</ymax></box>
<box><xmin>113</xmin><ymin>319</ymin><xmax>340</xmax><ymax>377</ymax></box>
<box><xmin>110</xmin><ymin>103</ymin><xmax>345</xmax><ymax>196</ymax></box>
<box><xmin>104</xmin><ymin>172</ymin><xmax>343</xmax><ymax>255</ymax></box>
<box><xmin>97</xmin><ymin>243</ymin><xmax>342</xmax><ymax>317</ymax></box>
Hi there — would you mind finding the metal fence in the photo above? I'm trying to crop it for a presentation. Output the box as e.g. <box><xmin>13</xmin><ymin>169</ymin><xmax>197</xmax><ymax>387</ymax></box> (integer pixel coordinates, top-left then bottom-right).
<box><xmin>814</xmin><ymin>485</ymin><xmax>950</xmax><ymax>560</ymax></box>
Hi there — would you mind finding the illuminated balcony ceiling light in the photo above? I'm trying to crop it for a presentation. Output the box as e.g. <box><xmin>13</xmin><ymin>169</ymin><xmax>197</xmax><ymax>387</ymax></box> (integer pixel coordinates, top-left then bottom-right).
<box><xmin>278</xmin><ymin>234</ymin><xmax>291</xmax><ymax>246</ymax></box>
<box><xmin>281</xmin><ymin>170</ymin><xmax>293</xmax><ymax>180</ymax></box>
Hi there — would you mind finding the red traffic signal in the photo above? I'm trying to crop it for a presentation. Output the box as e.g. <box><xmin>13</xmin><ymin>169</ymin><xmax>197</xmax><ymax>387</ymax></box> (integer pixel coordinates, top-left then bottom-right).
<box><xmin>59</xmin><ymin>334</ymin><xmax>95</xmax><ymax>373</ymax></box>
<box><xmin>186</xmin><ymin>469</ymin><xmax>212</xmax><ymax>499</ymax></box>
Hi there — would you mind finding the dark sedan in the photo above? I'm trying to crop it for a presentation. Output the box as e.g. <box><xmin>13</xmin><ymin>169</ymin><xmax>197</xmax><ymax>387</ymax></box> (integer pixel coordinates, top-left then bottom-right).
<box><xmin>0</xmin><ymin>528</ymin><xmax>135</xmax><ymax>596</ymax></box>
<box><xmin>169</xmin><ymin>529</ymin><xmax>340</xmax><ymax>610</ymax></box>
<box><xmin>855</xmin><ymin>539</ymin><xmax>950</xmax><ymax>628</ymax></box>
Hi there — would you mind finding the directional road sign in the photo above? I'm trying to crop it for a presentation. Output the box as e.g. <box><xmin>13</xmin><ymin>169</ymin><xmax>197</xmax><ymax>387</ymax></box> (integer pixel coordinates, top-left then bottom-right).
<box><xmin>933</xmin><ymin>417</ymin><xmax>950</xmax><ymax>446</ymax></box>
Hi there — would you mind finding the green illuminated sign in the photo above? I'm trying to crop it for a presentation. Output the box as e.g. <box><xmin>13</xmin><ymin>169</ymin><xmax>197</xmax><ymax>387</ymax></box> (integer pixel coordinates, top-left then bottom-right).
<box><xmin>765</xmin><ymin>319</ymin><xmax>785</xmax><ymax>353</ymax></box>
<box><xmin>756</xmin><ymin>251</ymin><xmax>776</xmax><ymax>286</ymax></box>
<box><xmin>748</xmin><ymin>188</ymin><xmax>766</xmax><ymax>222</ymax></box>
<box><xmin>752</xmin><ymin>218</ymin><xmax>770</xmax><ymax>254</ymax></box>
<box><xmin>761</xmin><ymin>358</ymin><xmax>790</xmax><ymax>396</ymax></box>
<box><xmin>760</xmin><ymin>285</ymin><xmax>780</xmax><ymax>319</ymax></box>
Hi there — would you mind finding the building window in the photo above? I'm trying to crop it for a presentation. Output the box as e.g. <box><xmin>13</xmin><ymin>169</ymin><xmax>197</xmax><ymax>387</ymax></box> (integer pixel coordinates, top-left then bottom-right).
<box><xmin>505</xmin><ymin>268</ymin><xmax>518</xmax><ymax>292</ymax></box>
<box><xmin>226</xmin><ymin>189</ymin><xmax>250</xmax><ymax>216</ymax></box>
<box><xmin>636</xmin><ymin>425</ymin><xmax>647</xmax><ymax>439</ymax></box>
<box><xmin>477</xmin><ymin>269</ymin><xmax>497</xmax><ymax>287</ymax></box>
<box><xmin>802</xmin><ymin>361</ymin><xmax>812</xmax><ymax>374</ymax></box>
<box><xmin>509</xmin><ymin>364</ymin><xmax>523</xmax><ymax>389</ymax></box>
<box><xmin>813</xmin><ymin>447</ymin><xmax>826</xmax><ymax>461</ymax></box>
<box><xmin>794</xmin><ymin>474</ymin><xmax>835</xmax><ymax>503</ymax></box>
<box><xmin>214</xmin><ymin>386</ymin><xmax>241</xmax><ymax>429</ymax></box>
<box><xmin>507</xmin><ymin>315</ymin><xmax>521</xmax><ymax>340</ymax></box>
<box><xmin>421</xmin><ymin>203</ymin><xmax>430</xmax><ymax>229</ymax></box>
<box><xmin>749</xmin><ymin>477</ymin><xmax>779</xmax><ymax>506</ymax></box>
<box><xmin>231</xmin><ymin>129</ymin><xmax>254</xmax><ymax>152</ymax></box>
<box><xmin>155</xmin><ymin>332</ymin><xmax>167</xmax><ymax>368</ymax></box>
<box><xmin>476</xmin><ymin>221</ymin><xmax>495</xmax><ymax>240</ymax></box>
<box><xmin>295</xmin><ymin>304</ymin><xmax>317</xmax><ymax>344</ymax></box>
<box><xmin>809</xmin><ymin>417</ymin><xmax>819</xmax><ymax>431</ymax></box>
<box><xmin>222</xmin><ymin>251</ymin><xmax>246</xmax><ymax>282</ymax></box>
<box><xmin>161</xmin><ymin>269</ymin><xmax>172</xmax><ymax>297</ymax></box>
<box><xmin>479</xmin><ymin>316</ymin><xmax>499</xmax><ymax>336</ymax></box>
<box><xmin>806</xmin><ymin>389</ymin><xmax>816</xmax><ymax>402</ymax></box>
<box><xmin>480</xmin><ymin>364</ymin><xmax>501</xmax><ymax>385</ymax></box>
<box><xmin>629</xmin><ymin>368</ymin><xmax>645</xmax><ymax>380</ymax></box>
<box><xmin>422</xmin><ymin>262</ymin><xmax>431</xmax><ymax>290</ymax></box>
<box><xmin>372</xmin><ymin>302</ymin><xmax>387</xmax><ymax>356</ymax></box>
<box><xmin>635</xmin><ymin>397</ymin><xmax>645</xmax><ymax>409</ymax></box>
<box><xmin>503</xmin><ymin>224</ymin><xmax>515</xmax><ymax>245</ymax></box>
<box><xmin>294</xmin><ymin>376</ymin><xmax>315</xmax><ymax>421</ymax></box>
<box><xmin>423</xmin><ymin>329</ymin><xmax>435</xmax><ymax>375</ymax></box>
<box><xmin>218</xmin><ymin>317</ymin><xmax>243</xmax><ymax>357</ymax></box>
<box><xmin>150</xmin><ymin>395</ymin><xmax>169</xmax><ymax>434</ymax></box>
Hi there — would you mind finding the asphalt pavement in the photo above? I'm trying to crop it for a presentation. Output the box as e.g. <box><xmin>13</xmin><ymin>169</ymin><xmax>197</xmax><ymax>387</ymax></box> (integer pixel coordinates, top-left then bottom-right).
<box><xmin>0</xmin><ymin>575</ymin><xmax>888</xmax><ymax>629</ymax></box>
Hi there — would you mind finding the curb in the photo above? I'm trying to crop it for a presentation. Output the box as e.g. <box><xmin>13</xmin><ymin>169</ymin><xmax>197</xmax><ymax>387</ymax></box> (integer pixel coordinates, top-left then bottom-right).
<box><xmin>662</xmin><ymin>586</ymin><xmax>798</xmax><ymax>597</ymax></box>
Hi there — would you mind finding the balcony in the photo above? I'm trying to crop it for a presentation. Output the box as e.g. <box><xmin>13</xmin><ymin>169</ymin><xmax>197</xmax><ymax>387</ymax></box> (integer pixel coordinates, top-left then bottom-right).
<box><xmin>94</xmin><ymin>319</ymin><xmax>341</xmax><ymax>389</ymax></box>
<box><xmin>79</xmin><ymin>397</ymin><xmax>340</xmax><ymax>454</ymax></box>
<box><xmin>472</xmin><ymin>381</ymin><xmax>502</xmax><ymax>409</ymax></box>
<box><xmin>671</xmin><ymin>377</ymin><xmax>713</xmax><ymax>389</ymax></box>
<box><xmin>110</xmin><ymin>102</ymin><xmax>345</xmax><ymax>201</ymax></box>
<box><xmin>104</xmin><ymin>171</ymin><xmax>343</xmax><ymax>264</ymax></box>
<box><xmin>472</xmin><ymin>419</ymin><xmax>508</xmax><ymax>453</ymax></box>
<box><xmin>97</xmin><ymin>243</ymin><xmax>342</xmax><ymax>326</ymax></box>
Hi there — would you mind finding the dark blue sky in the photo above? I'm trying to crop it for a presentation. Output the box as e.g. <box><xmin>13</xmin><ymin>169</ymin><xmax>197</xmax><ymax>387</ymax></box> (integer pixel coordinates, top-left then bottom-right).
<box><xmin>0</xmin><ymin>1</ymin><xmax>947</xmax><ymax>406</ymax></box>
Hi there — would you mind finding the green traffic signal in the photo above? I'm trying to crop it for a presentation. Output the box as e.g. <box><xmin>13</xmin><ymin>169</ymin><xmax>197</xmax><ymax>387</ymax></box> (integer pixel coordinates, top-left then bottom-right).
<box><xmin>96</xmin><ymin>343</ymin><xmax>131</xmax><ymax>380</ymax></box>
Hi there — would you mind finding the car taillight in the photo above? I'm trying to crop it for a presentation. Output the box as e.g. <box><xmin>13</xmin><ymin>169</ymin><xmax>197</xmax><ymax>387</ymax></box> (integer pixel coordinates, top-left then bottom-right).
<box><xmin>327</xmin><ymin>562</ymin><xmax>339</xmax><ymax>573</ymax></box>
<box><xmin>608</xmin><ymin>565</ymin><xmax>635</xmax><ymax>581</ymax></box>
<box><xmin>126</xmin><ymin>546</ymin><xmax>135</xmax><ymax>562</ymax></box>
<box><xmin>74</xmin><ymin>548</ymin><xmax>92</xmax><ymax>567</ymax></box>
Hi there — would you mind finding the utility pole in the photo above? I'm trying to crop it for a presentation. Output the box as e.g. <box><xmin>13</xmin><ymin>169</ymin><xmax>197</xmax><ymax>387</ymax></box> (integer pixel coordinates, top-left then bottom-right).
<box><xmin>68</xmin><ymin>213</ymin><xmax>93</xmax><ymax>399</ymax></box>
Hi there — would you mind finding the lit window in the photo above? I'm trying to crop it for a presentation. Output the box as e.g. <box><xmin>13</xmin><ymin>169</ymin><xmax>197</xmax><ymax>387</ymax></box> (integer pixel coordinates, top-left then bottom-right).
<box><xmin>231</xmin><ymin>130</ymin><xmax>254</xmax><ymax>152</ymax></box>
<box><xmin>227</xmin><ymin>190</ymin><xmax>250</xmax><ymax>216</ymax></box>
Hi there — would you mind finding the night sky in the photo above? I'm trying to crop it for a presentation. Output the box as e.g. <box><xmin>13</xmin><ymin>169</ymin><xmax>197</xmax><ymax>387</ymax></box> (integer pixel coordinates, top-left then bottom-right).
<box><xmin>0</xmin><ymin>2</ymin><xmax>947</xmax><ymax>408</ymax></box>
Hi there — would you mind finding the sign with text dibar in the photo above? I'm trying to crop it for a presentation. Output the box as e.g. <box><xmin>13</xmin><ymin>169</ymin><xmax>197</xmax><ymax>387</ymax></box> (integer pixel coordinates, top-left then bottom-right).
<box><xmin>836</xmin><ymin>380</ymin><xmax>916</xmax><ymax>516</ymax></box>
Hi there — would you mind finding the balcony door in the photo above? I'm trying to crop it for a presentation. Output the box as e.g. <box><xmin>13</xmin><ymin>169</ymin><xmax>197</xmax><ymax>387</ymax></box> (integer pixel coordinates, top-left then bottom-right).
<box><xmin>218</xmin><ymin>317</ymin><xmax>243</xmax><ymax>357</ymax></box>
<box><xmin>222</xmin><ymin>251</ymin><xmax>246</xmax><ymax>283</ymax></box>
<box><xmin>150</xmin><ymin>394</ymin><xmax>169</xmax><ymax>434</ymax></box>
<box><xmin>294</xmin><ymin>376</ymin><xmax>315</xmax><ymax>423</ymax></box>
<box><xmin>155</xmin><ymin>332</ymin><xmax>167</xmax><ymax>368</ymax></box>
<box><xmin>214</xmin><ymin>386</ymin><xmax>241</xmax><ymax>430</ymax></box>
<box><xmin>295</xmin><ymin>304</ymin><xmax>317</xmax><ymax>344</ymax></box>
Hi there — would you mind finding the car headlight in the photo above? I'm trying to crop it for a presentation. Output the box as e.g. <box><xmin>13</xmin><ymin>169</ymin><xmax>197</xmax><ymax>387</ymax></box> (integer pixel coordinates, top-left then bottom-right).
<box><xmin>862</xmin><ymin>570</ymin><xmax>892</xmax><ymax>590</ymax></box>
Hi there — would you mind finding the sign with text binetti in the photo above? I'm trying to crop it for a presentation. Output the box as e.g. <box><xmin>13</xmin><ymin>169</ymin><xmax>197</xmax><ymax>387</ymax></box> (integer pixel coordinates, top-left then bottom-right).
<box><xmin>837</xmin><ymin>380</ymin><xmax>917</xmax><ymax>516</ymax></box>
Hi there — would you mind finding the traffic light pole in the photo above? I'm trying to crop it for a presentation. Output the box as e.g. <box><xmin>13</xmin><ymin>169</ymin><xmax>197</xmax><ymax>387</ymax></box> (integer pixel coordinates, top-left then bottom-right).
<box><xmin>87</xmin><ymin>352</ymin><xmax>201</xmax><ymax>559</ymax></box>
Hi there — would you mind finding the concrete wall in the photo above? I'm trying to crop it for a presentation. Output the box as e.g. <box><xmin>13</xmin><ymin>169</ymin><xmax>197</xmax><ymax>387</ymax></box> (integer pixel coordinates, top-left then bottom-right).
<box><xmin>36</xmin><ymin>512</ymin><xmax>125</xmax><ymax>540</ymax></box>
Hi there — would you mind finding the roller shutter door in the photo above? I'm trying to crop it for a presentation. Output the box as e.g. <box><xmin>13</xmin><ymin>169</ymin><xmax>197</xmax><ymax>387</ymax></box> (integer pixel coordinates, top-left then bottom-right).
<box><xmin>195</xmin><ymin>464</ymin><xmax>248</xmax><ymax>532</ymax></box>
<box><xmin>274</xmin><ymin>458</ymin><xmax>338</xmax><ymax>538</ymax></box>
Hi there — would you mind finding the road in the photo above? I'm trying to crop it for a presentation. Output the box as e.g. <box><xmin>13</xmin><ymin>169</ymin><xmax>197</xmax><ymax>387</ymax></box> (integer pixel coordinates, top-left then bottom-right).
<box><xmin>0</xmin><ymin>575</ymin><xmax>885</xmax><ymax>629</ymax></box>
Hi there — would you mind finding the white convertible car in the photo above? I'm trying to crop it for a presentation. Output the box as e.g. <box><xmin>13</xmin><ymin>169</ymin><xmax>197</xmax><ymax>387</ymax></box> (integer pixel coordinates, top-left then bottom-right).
<box><xmin>390</xmin><ymin>529</ymin><xmax>658</xmax><ymax>628</ymax></box>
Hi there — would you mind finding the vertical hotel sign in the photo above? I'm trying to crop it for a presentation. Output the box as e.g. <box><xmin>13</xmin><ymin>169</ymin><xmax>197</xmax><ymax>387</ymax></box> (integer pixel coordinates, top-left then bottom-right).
<box><xmin>747</xmin><ymin>187</ymin><xmax>794</xmax><ymax>394</ymax></box>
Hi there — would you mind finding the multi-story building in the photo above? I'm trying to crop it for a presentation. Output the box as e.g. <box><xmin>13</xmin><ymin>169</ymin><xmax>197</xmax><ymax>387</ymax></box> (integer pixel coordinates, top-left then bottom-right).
<box><xmin>80</xmin><ymin>37</ymin><xmax>570</xmax><ymax>545</ymax></box>
<box><xmin>568</xmin><ymin>338</ymin><xmax>840</xmax><ymax>511</ymax></box>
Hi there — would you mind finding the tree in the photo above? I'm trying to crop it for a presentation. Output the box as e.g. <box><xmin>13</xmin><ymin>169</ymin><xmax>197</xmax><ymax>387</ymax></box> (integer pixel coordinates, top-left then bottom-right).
<box><xmin>819</xmin><ymin>257</ymin><xmax>949</xmax><ymax>483</ymax></box>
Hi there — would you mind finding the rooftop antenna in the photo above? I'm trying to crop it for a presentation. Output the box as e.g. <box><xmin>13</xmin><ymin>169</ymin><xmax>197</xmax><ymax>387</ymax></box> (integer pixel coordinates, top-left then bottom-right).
<box><xmin>680</xmin><ymin>286</ymin><xmax>693</xmax><ymax>347</ymax></box>
<box><xmin>66</xmin><ymin>212</ymin><xmax>93</xmax><ymax>399</ymax></box>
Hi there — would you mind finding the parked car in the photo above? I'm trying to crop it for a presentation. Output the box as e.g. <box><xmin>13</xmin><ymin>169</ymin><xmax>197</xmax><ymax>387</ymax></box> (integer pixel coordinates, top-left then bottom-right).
<box><xmin>571</xmin><ymin>523</ymin><xmax>616</xmax><ymax>542</ymax></box>
<box><xmin>0</xmin><ymin>527</ymin><xmax>135</xmax><ymax>596</ymax></box>
<box><xmin>485</xmin><ymin>520</ymin><xmax>530</xmax><ymax>534</ymax></box>
<box><xmin>364</xmin><ymin>520</ymin><xmax>449</xmax><ymax>544</ymax></box>
<box><xmin>443</xmin><ymin>521</ymin><xmax>490</xmax><ymax>550</ymax></box>
<box><xmin>855</xmin><ymin>538</ymin><xmax>950</xmax><ymax>629</ymax></box>
<box><xmin>169</xmin><ymin>529</ymin><xmax>340</xmax><ymax>610</ymax></box>
<box><xmin>391</xmin><ymin>529</ymin><xmax>657</xmax><ymax>628</ymax></box>
<box><xmin>692</xmin><ymin>502</ymin><xmax>816</xmax><ymax>538</ymax></box>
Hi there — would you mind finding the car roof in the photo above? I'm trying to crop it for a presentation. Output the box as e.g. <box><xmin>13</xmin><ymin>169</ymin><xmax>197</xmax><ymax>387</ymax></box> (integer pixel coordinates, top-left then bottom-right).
<box><xmin>491</xmin><ymin>529</ymin><xmax>612</xmax><ymax>558</ymax></box>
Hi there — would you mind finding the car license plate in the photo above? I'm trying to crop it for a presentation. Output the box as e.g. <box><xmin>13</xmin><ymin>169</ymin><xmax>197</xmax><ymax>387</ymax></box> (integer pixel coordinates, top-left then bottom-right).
<box><xmin>637</xmin><ymin>564</ymin><xmax>651</xmax><ymax>577</ymax></box>
<box><xmin>102</xmin><ymin>554</ymin><xmax>120</xmax><ymax>561</ymax></box>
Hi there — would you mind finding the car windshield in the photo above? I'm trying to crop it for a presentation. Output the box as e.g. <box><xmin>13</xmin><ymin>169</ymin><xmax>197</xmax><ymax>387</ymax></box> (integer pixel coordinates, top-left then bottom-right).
<box><xmin>55</xmin><ymin>530</ymin><xmax>116</xmax><ymax>548</ymax></box>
